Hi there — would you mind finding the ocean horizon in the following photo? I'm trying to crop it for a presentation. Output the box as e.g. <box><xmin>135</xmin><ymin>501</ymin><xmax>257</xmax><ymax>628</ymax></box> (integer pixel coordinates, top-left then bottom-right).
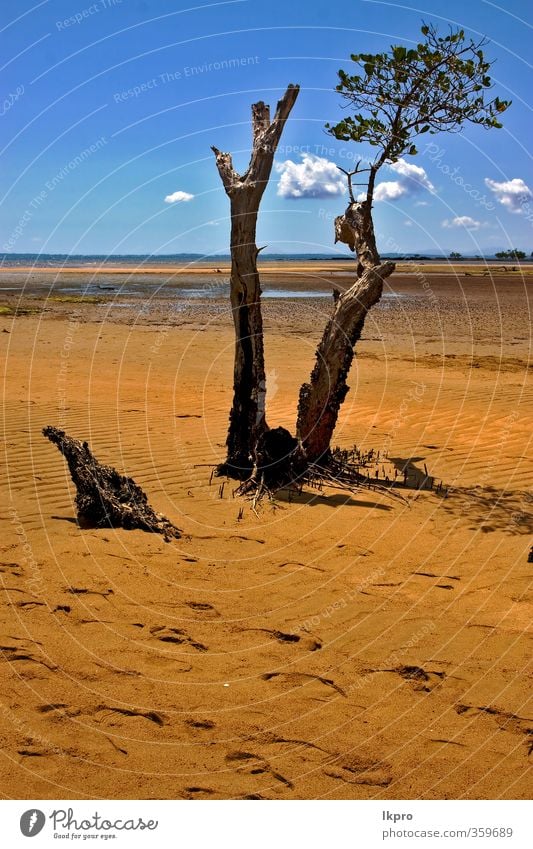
<box><xmin>0</xmin><ymin>252</ymin><xmax>521</xmax><ymax>268</ymax></box>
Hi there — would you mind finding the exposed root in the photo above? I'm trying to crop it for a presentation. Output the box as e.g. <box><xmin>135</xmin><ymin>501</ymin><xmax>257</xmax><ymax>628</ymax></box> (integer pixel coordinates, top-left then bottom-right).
<box><xmin>308</xmin><ymin>455</ymin><xmax>410</xmax><ymax>507</ymax></box>
<box><xmin>228</xmin><ymin>440</ymin><xmax>409</xmax><ymax>509</ymax></box>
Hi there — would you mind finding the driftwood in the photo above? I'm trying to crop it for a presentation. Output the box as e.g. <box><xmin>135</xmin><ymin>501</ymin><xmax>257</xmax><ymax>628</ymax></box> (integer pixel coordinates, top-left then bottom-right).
<box><xmin>296</xmin><ymin>195</ymin><xmax>395</xmax><ymax>463</ymax></box>
<box><xmin>43</xmin><ymin>427</ymin><xmax>180</xmax><ymax>540</ymax></box>
<box><xmin>212</xmin><ymin>83</ymin><xmax>300</xmax><ymax>476</ymax></box>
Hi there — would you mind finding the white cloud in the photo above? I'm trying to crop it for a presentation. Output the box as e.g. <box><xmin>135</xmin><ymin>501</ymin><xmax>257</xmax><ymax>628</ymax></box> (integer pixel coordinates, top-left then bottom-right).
<box><xmin>164</xmin><ymin>190</ymin><xmax>194</xmax><ymax>204</ymax></box>
<box><xmin>414</xmin><ymin>200</ymin><xmax>429</xmax><ymax>207</ymax></box>
<box><xmin>404</xmin><ymin>219</ymin><xmax>413</xmax><ymax>227</ymax></box>
<box><xmin>442</xmin><ymin>216</ymin><xmax>483</xmax><ymax>231</ymax></box>
<box><xmin>391</xmin><ymin>158</ymin><xmax>435</xmax><ymax>192</ymax></box>
<box><xmin>369</xmin><ymin>158</ymin><xmax>435</xmax><ymax>203</ymax></box>
<box><xmin>275</xmin><ymin>153</ymin><xmax>346</xmax><ymax>199</ymax></box>
<box><xmin>484</xmin><ymin>177</ymin><xmax>532</xmax><ymax>214</ymax></box>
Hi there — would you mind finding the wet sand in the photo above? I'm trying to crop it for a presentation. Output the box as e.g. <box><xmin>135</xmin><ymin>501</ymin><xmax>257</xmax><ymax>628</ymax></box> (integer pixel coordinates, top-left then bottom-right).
<box><xmin>0</xmin><ymin>266</ymin><xmax>531</xmax><ymax>799</ymax></box>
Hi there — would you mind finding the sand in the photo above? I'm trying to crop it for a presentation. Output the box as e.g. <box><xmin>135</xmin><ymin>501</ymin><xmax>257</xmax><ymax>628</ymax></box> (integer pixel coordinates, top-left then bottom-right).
<box><xmin>0</xmin><ymin>267</ymin><xmax>531</xmax><ymax>800</ymax></box>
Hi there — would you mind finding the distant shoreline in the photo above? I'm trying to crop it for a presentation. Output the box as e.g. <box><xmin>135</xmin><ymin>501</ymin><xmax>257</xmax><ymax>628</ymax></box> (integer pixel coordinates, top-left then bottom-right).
<box><xmin>2</xmin><ymin>262</ymin><xmax>532</xmax><ymax>276</ymax></box>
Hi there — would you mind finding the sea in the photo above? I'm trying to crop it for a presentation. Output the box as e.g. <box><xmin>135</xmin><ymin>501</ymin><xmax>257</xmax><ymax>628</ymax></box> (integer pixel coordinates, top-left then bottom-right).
<box><xmin>0</xmin><ymin>253</ymin><xmax>393</xmax><ymax>302</ymax></box>
<box><xmin>0</xmin><ymin>253</ymin><xmax>368</xmax><ymax>302</ymax></box>
<box><xmin>0</xmin><ymin>252</ymin><xmax>444</xmax><ymax>268</ymax></box>
<box><xmin>0</xmin><ymin>252</ymin><xmax>502</xmax><ymax>304</ymax></box>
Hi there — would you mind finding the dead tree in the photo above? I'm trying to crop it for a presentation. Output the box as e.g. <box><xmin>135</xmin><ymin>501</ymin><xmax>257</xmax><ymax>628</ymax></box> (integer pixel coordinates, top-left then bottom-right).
<box><xmin>212</xmin><ymin>83</ymin><xmax>299</xmax><ymax>476</ymax></box>
<box><xmin>43</xmin><ymin>427</ymin><xmax>180</xmax><ymax>540</ymax></box>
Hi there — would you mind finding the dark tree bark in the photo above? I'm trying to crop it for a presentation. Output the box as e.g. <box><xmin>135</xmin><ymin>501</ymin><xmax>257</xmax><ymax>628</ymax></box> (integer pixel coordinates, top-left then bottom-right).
<box><xmin>43</xmin><ymin>427</ymin><xmax>180</xmax><ymax>540</ymax></box>
<box><xmin>296</xmin><ymin>196</ymin><xmax>395</xmax><ymax>463</ymax></box>
<box><xmin>334</xmin><ymin>198</ymin><xmax>379</xmax><ymax>273</ymax></box>
<box><xmin>212</xmin><ymin>84</ymin><xmax>299</xmax><ymax>477</ymax></box>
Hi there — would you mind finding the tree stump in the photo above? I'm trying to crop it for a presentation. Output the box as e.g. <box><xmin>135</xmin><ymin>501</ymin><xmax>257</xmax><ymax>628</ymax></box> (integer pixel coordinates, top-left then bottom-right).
<box><xmin>43</xmin><ymin>427</ymin><xmax>181</xmax><ymax>540</ymax></box>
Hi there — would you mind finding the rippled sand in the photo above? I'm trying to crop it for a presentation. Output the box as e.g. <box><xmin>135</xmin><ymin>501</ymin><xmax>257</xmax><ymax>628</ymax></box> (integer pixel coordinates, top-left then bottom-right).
<box><xmin>1</xmin><ymin>267</ymin><xmax>531</xmax><ymax>799</ymax></box>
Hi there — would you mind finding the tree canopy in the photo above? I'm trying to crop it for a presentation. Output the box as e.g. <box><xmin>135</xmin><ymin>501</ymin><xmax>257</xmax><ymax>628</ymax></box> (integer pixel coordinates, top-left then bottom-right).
<box><xmin>495</xmin><ymin>249</ymin><xmax>526</xmax><ymax>260</ymax></box>
<box><xmin>326</xmin><ymin>23</ymin><xmax>511</xmax><ymax>202</ymax></box>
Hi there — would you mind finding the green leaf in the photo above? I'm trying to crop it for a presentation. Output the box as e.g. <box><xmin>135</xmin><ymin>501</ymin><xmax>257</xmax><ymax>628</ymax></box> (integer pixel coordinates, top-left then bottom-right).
<box><xmin>327</xmin><ymin>23</ymin><xmax>508</xmax><ymax>165</ymax></box>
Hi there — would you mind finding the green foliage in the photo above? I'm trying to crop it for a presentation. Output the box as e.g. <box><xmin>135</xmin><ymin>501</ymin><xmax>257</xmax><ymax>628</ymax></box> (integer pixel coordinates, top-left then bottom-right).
<box><xmin>449</xmin><ymin>252</ymin><xmax>462</xmax><ymax>259</ymax></box>
<box><xmin>0</xmin><ymin>304</ymin><xmax>39</xmax><ymax>315</ymax></box>
<box><xmin>326</xmin><ymin>23</ymin><xmax>511</xmax><ymax>173</ymax></box>
<box><xmin>495</xmin><ymin>249</ymin><xmax>525</xmax><ymax>260</ymax></box>
<box><xmin>49</xmin><ymin>295</ymin><xmax>103</xmax><ymax>303</ymax></box>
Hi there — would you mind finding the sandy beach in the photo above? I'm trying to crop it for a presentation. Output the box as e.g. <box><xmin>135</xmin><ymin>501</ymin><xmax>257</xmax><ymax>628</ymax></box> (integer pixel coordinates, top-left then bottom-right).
<box><xmin>1</xmin><ymin>265</ymin><xmax>531</xmax><ymax>800</ymax></box>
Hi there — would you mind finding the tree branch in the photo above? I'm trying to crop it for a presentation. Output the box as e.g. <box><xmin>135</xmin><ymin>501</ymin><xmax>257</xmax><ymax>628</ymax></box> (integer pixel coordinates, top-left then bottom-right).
<box><xmin>212</xmin><ymin>85</ymin><xmax>300</xmax><ymax>199</ymax></box>
<box><xmin>252</xmin><ymin>101</ymin><xmax>271</xmax><ymax>144</ymax></box>
<box><xmin>211</xmin><ymin>146</ymin><xmax>241</xmax><ymax>196</ymax></box>
<box><xmin>251</xmin><ymin>84</ymin><xmax>300</xmax><ymax>168</ymax></box>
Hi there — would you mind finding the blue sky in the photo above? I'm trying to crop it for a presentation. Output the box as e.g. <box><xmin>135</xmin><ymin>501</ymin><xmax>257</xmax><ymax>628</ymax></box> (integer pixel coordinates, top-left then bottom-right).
<box><xmin>1</xmin><ymin>0</ymin><xmax>531</xmax><ymax>256</ymax></box>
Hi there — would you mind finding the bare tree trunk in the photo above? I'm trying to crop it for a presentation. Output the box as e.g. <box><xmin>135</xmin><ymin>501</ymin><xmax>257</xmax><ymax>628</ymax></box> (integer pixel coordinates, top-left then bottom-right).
<box><xmin>296</xmin><ymin>198</ymin><xmax>395</xmax><ymax>462</ymax></box>
<box><xmin>224</xmin><ymin>199</ymin><xmax>266</xmax><ymax>475</ymax></box>
<box><xmin>212</xmin><ymin>84</ymin><xmax>299</xmax><ymax>476</ymax></box>
<box><xmin>296</xmin><ymin>261</ymin><xmax>394</xmax><ymax>462</ymax></box>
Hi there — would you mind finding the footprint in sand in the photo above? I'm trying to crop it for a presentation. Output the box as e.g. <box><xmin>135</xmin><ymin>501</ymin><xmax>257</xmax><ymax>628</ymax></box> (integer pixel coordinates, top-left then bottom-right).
<box><xmin>186</xmin><ymin>601</ymin><xmax>220</xmax><ymax>619</ymax></box>
<box><xmin>225</xmin><ymin>751</ymin><xmax>293</xmax><ymax>789</ymax></box>
<box><xmin>18</xmin><ymin>748</ymin><xmax>50</xmax><ymax>758</ymax></box>
<box><xmin>150</xmin><ymin>625</ymin><xmax>207</xmax><ymax>652</ymax></box>
<box><xmin>394</xmin><ymin>665</ymin><xmax>446</xmax><ymax>692</ymax></box>
<box><xmin>455</xmin><ymin>703</ymin><xmax>533</xmax><ymax>756</ymax></box>
<box><xmin>324</xmin><ymin>754</ymin><xmax>393</xmax><ymax>787</ymax></box>
<box><xmin>0</xmin><ymin>562</ymin><xmax>22</xmax><ymax>577</ymax></box>
<box><xmin>183</xmin><ymin>787</ymin><xmax>215</xmax><ymax>798</ymax></box>
<box><xmin>0</xmin><ymin>640</ymin><xmax>57</xmax><ymax>671</ymax></box>
<box><xmin>93</xmin><ymin>705</ymin><xmax>166</xmax><ymax>727</ymax></box>
<box><xmin>184</xmin><ymin>718</ymin><xmax>215</xmax><ymax>730</ymax></box>
<box><xmin>240</xmin><ymin>627</ymin><xmax>321</xmax><ymax>652</ymax></box>
<box><xmin>261</xmin><ymin>671</ymin><xmax>346</xmax><ymax>696</ymax></box>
